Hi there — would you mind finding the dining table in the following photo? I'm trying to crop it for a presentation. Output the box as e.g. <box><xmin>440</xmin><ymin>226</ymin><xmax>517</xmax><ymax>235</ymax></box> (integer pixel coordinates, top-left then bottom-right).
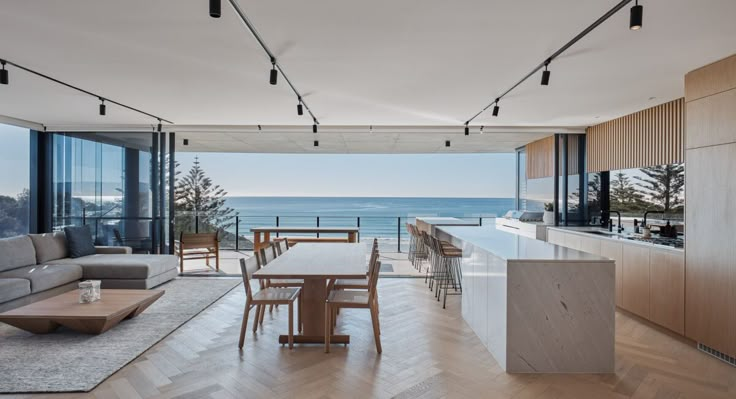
<box><xmin>253</xmin><ymin>242</ymin><xmax>368</xmax><ymax>345</ymax></box>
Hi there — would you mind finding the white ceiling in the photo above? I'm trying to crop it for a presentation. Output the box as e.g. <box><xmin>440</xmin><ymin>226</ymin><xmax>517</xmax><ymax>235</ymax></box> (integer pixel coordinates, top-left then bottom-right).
<box><xmin>1</xmin><ymin>0</ymin><xmax>735</xmax><ymax>153</ymax></box>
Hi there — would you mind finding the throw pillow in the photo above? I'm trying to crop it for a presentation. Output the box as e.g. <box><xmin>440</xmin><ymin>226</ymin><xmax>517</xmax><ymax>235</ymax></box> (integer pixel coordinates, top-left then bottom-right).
<box><xmin>64</xmin><ymin>225</ymin><xmax>96</xmax><ymax>258</ymax></box>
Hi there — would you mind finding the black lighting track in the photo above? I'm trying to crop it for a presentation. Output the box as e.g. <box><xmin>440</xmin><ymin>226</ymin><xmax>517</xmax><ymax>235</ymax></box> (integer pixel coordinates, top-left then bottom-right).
<box><xmin>464</xmin><ymin>0</ymin><xmax>634</xmax><ymax>125</ymax></box>
<box><xmin>224</xmin><ymin>0</ymin><xmax>320</xmax><ymax>125</ymax></box>
<box><xmin>0</xmin><ymin>58</ymin><xmax>173</xmax><ymax>125</ymax></box>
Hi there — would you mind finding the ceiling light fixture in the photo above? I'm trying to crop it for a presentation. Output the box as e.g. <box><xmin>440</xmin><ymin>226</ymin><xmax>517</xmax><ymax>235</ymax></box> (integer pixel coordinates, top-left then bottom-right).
<box><xmin>463</xmin><ymin>0</ymin><xmax>634</xmax><ymax>124</ymax></box>
<box><xmin>541</xmin><ymin>60</ymin><xmax>551</xmax><ymax>86</ymax></box>
<box><xmin>221</xmin><ymin>0</ymin><xmax>320</xmax><ymax>125</ymax></box>
<box><xmin>258</xmin><ymin>124</ymin><xmax>262</xmax><ymax>132</ymax></box>
<box><xmin>314</xmin><ymin>140</ymin><xmax>319</xmax><ymax>147</ymax></box>
<box><xmin>0</xmin><ymin>57</ymin><xmax>172</xmax><ymax>125</ymax></box>
<box><xmin>183</xmin><ymin>139</ymin><xmax>189</xmax><ymax>146</ymax></box>
<box><xmin>464</xmin><ymin>124</ymin><xmax>469</xmax><ymax>136</ymax></box>
<box><xmin>630</xmin><ymin>0</ymin><xmax>643</xmax><ymax>30</ymax></box>
<box><xmin>480</xmin><ymin>126</ymin><xmax>484</xmax><ymax>134</ymax></box>
<box><xmin>370</xmin><ymin>125</ymin><xmax>373</xmax><ymax>134</ymax></box>
<box><xmin>0</xmin><ymin>60</ymin><xmax>8</xmax><ymax>85</ymax></box>
<box><xmin>269</xmin><ymin>57</ymin><xmax>278</xmax><ymax>85</ymax></box>
<box><xmin>313</xmin><ymin>123</ymin><xmax>318</xmax><ymax>133</ymax></box>
<box><xmin>157</xmin><ymin>119</ymin><xmax>162</xmax><ymax>132</ymax></box>
<box><xmin>445</xmin><ymin>140</ymin><xmax>451</xmax><ymax>147</ymax></box>
<box><xmin>99</xmin><ymin>98</ymin><xmax>106</xmax><ymax>116</ymax></box>
<box><xmin>209</xmin><ymin>0</ymin><xmax>221</xmax><ymax>18</ymax></box>
<box><xmin>297</xmin><ymin>98</ymin><xmax>303</xmax><ymax>116</ymax></box>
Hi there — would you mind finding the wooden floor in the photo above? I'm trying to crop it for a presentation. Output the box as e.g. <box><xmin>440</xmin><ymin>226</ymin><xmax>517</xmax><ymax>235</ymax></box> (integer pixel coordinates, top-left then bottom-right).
<box><xmin>5</xmin><ymin>278</ymin><xmax>736</xmax><ymax>399</ymax></box>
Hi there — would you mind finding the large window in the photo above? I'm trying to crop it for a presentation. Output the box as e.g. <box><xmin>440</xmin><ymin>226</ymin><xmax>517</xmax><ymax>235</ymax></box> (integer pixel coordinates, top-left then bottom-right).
<box><xmin>51</xmin><ymin>133</ymin><xmax>156</xmax><ymax>251</ymax></box>
<box><xmin>0</xmin><ymin>123</ymin><xmax>30</xmax><ymax>238</ymax></box>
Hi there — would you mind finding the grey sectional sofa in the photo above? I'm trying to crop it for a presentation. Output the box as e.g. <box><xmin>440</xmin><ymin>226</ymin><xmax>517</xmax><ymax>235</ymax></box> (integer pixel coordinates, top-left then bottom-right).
<box><xmin>0</xmin><ymin>232</ymin><xmax>178</xmax><ymax>312</ymax></box>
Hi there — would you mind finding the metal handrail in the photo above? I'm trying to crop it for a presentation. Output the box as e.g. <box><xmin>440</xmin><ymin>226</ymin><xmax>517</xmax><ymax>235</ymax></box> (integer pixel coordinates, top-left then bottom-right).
<box><xmin>58</xmin><ymin>213</ymin><xmax>499</xmax><ymax>253</ymax></box>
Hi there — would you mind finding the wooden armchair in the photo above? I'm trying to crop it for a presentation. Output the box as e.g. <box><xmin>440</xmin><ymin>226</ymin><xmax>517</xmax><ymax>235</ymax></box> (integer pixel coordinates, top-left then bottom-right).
<box><xmin>175</xmin><ymin>232</ymin><xmax>220</xmax><ymax>273</ymax></box>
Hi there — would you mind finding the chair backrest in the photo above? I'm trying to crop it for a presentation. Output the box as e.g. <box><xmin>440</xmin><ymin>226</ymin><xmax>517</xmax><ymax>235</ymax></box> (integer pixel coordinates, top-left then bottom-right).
<box><xmin>363</xmin><ymin>246</ymin><xmax>379</xmax><ymax>279</ymax></box>
<box><xmin>368</xmin><ymin>260</ymin><xmax>382</xmax><ymax>302</ymax></box>
<box><xmin>179</xmin><ymin>232</ymin><xmax>218</xmax><ymax>249</ymax></box>
<box><xmin>420</xmin><ymin>231</ymin><xmax>433</xmax><ymax>251</ymax></box>
<box><xmin>257</xmin><ymin>244</ymin><xmax>277</xmax><ymax>267</ymax></box>
<box><xmin>239</xmin><ymin>257</ymin><xmax>262</xmax><ymax>301</ymax></box>
<box><xmin>274</xmin><ymin>240</ymin><xmax>288</xmax><ymax>256</ymax></box>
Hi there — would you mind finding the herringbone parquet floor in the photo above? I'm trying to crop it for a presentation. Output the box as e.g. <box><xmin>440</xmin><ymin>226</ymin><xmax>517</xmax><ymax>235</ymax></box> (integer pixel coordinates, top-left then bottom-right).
<box><xmin>4</xmin><ymin>278</ymin><xmax>736</xmax><ymax>399</ymax></box>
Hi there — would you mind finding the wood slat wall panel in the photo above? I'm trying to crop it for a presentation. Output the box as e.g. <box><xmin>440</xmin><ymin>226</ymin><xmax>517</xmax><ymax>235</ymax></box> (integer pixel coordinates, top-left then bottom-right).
<box><xmin>525</xmin><ymin>135</ymin><xmax>555</xmax><ymax>179</ymax></box>
<box><xmin>586</xmin><ymin>98</ymin><xmax>684</xmax><ymax>173</ymax></box>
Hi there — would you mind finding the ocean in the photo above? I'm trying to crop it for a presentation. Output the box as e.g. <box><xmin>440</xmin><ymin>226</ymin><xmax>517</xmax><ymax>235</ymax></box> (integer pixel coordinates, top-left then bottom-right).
<box><xmin>223</xmin><ymin>197</ymin><xmax>515</xmax><ymax>251</ymax></box>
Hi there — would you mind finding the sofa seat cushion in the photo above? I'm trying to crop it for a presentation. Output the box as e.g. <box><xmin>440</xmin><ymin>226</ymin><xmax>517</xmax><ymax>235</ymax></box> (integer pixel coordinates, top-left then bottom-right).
<box><xmin>51</xmin><ymin>254</ymin><xmax>178</xmax><ymax>280</ymax></box>
<box><xmin>0</xmin><ymin>278</ymin><xmax>31</xmax><ymax>303</ymax></box>
<box><xmin>29</xmin><ymin>232</ymin><xmax>68</xmax><ymax>263</ymax></box>
<box><xmin>0</xmin><ymin>236</ymin><xmax>37</xmax><ymax>272</ymax></box>
<box><xmin>0</xmin><ymin>264</ymin><xmax>82</xmax><ymax>294</ymax></box>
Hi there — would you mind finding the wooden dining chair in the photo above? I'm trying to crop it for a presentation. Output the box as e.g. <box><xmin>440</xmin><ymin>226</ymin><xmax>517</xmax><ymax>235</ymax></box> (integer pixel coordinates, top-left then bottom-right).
<box><xmin>256</xmin><ymin>243</ymin><xmax>303</xmax><ymax>328</ymax></box>
<box><xmin>238</xmin><ymin>257</ymin><xmax>301</xmax><ymax>349</ymax></box>
<box><xmin>324</xmin><ymin>259</ymin><xmax>383</xmax><ymax>354</ymax></box>
<box><xmin>333</xmin><ymin>239</ymin><xmax>378</xmax><ymax>290</ymax></box>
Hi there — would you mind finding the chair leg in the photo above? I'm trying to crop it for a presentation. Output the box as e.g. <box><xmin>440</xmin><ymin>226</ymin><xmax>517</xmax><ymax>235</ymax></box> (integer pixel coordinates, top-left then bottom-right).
<box><xmin>288</xmin><ymin>302</ymin><xmax>294</xmax><ymax>350</ymax></box>
<box><xmin>179</xmin><ymin>256</ymin><xmax>184</xmax><ymax>273</ymax></box>
<box><xmin>269</xmin><ymin>304</ymin><xmax>274</xmax><ymax>313</ymax></box>
<box><xmin>252</xmin><ymin>304</ymin><xmax>261</xmax><ymax>333</ymax></box>
<box><xmin>259</xmin><ymin>304</ymin><xmax>266</xmax><ymax>326</ymax></box>
<box><xmin>239</xmin><ymin>300</ymin><xmax>251</xmax><ymax>349</ymax></box>
<box><xmin>370</xmin><ymin>304</ymin><xmax>382</xmax><ymax>354</ymax></box>
<box><xmin>324</xmin><ymin>303</ymin><xmax>331</xmax><ymax>353</ymax></box>
<box><xmin>298</xmin><ymin>293</ymin><xmax>302</xmax><ymax>333</ymax></box>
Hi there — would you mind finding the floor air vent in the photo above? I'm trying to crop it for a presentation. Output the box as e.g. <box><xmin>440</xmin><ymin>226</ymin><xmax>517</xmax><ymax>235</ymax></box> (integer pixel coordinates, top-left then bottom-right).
<box><xmin>698</xmin><ymin>343</ymin><xmax>736</xmax><ymax>367</ymax></box>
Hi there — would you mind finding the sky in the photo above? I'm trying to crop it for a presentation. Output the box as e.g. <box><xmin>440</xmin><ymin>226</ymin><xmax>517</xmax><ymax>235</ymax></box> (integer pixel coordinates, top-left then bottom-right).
<box><xmin>176</xmin><ymin>152</ymin><xmax>517</xmax><ymax>198</ymax></box>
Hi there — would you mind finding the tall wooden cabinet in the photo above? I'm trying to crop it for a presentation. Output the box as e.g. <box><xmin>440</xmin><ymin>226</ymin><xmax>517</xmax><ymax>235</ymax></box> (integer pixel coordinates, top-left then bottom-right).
<box><xmin>685</xmin><ymin>54</ymin><xmax>736</xmax><ymax>357</ymax></box>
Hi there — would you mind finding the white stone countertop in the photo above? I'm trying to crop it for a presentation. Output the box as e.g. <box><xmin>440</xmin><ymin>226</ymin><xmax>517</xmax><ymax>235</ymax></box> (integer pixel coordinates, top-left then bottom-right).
<box><xmin>437</xmin><ymin>225</ymin><xmax>612</xmax><ymax>263</ymax></box>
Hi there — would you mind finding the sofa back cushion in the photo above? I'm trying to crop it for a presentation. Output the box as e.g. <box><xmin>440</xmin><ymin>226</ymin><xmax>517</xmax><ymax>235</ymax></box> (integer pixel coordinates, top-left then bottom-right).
<box><xmin>64</xmin><ymin>225</ymin><xmax>96</xmax><ymax>258</ymax></box>
<box><xmin>29</xmin><ymin>232</ymin><xmax>69</xmax><ymax>263</ymax></box>
<box><xmin>0</xmin><ymin>236</ymin><xmax>37</xmax><ymax>272</ymax></box>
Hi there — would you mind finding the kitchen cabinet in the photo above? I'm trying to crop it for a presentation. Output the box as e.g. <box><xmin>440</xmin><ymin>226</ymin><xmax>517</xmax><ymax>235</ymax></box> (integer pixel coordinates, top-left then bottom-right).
<box><xmin>547</xmin><ymin>228</ymin><xmax>685</xmax><ymax>335</ymax></box>
<box><xmin>622</xmin><ymin>245</ymin><xmax>651</xmax><ymax>319</ymax></box>
<box><xmin>650</xmin><ymin>249</ymin><xmax>685</xmax><ymax>335</ymax></box>
<box><xmin>547</xmin><ymin>229</ymin><xmax>565</xmax><ymax>246</ymax></box>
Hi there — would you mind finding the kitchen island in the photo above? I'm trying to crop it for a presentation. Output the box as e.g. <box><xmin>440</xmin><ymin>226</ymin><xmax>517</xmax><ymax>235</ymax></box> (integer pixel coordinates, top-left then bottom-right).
<box><xmin>436</xmin><ymin>225</ymin><xmax>615</xmax><ymax>373</ymax></box>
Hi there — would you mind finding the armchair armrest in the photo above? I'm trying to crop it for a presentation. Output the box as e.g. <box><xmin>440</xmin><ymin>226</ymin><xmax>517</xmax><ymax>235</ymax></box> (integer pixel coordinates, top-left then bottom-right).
<box><xmin>95</xmin><ymin>246</ymin><xmax>133</xmax><ymax>255</ymax></box>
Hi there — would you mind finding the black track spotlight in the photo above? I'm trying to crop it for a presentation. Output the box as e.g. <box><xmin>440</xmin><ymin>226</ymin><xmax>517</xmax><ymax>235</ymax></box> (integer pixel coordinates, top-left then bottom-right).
<box><xmin>0</xmin><ymin>61</ymin><xmax>8</xmax><ymax>85</ymax></box>
<box><xmin>445</xmin><ymin>140</ymin><xmax>451</xmax><ymax>148</ymax></box>
<box><xmin>464</xmin><ymin>125</ymin><xmax>469</xmax><ymax>136</ymax></box>
<box><xmin>630</xmin><ymin>0</ymin><xmax>643</xmax><ymax>30</ymax></box>
<box><xmin>183</xmin><ymin>139</ymin><xmax>189</xmax><ymax>146</ymax></box>
<box><xmin>297</xmin><ymin>100</ymin><xmax>303</xmax><ymax>116</ymax></box>
<box><xmin>209</xmin><ymin>0</ymin><xmax>221</xmax><ymax>18</ymax></box>
<box><xmin>541</xmin><ymin>61</ymin><xmax>551</xmax><ymax>86</ymax></box>
<box><xmin>269</xmin><ymin>58</ymin><xmax>278</xmax><ymax>85</ymax></box>
<box><xmin>492</xmin><ymin>100</ymin><xmax>500</xmax><ymax>117</ymax></box>
<box><xmin>99</xmin><ymin>98</ymin><xmax>106</xmax><ymax>116</ymax></box>
<box><xmin>314</xmin><ymin>140</ymin><xmax>319</xmax><ymax>147</ymax></box>
<box><xmin>480</xmin><ymin>126</ymin><xmax>485</xmax><ymax>134</ymax></box>
<box><xmin>312</xmin><ymin>123</ymin><xmax>318</xmax><ymax>133</ymax></box>
<box><xmin>157</xmin><ymin>119</ymin><xmax>162</xmax><ymax>132</ymax></box>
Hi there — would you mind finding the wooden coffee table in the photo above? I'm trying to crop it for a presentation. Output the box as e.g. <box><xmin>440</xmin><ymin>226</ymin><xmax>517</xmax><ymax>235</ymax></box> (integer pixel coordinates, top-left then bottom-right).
<box><xmin>0</xmin><ymin>289</ymin><xmax>164</xmax><ymax>334</ymax></box>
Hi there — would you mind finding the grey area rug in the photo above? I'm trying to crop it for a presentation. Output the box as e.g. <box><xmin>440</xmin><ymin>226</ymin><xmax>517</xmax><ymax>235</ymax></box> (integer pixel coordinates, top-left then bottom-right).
<box><xmin>0</xmin><ymin>277</ymin><xmax>241</xmax><ymax>393</ymax></box>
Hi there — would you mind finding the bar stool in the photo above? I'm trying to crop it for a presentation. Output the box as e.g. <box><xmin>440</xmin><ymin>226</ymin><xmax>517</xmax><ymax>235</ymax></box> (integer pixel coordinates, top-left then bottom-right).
<box><xmin>430</xmin><ymin>236</ymin><xmax>463</xmax><ymax>309</ymax></box>
<box><xmin>410</xmin><ymin>224</ymin><xmax>428</xmax><ymax>270</ymax></box>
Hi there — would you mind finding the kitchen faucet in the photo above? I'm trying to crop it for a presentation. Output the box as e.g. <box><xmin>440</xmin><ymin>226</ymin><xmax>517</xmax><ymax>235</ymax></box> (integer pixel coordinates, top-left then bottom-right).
<box><xmin>604</xmin><ymin>210</ymin><xmax>623</xmax><ymax>233</ymax></box>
